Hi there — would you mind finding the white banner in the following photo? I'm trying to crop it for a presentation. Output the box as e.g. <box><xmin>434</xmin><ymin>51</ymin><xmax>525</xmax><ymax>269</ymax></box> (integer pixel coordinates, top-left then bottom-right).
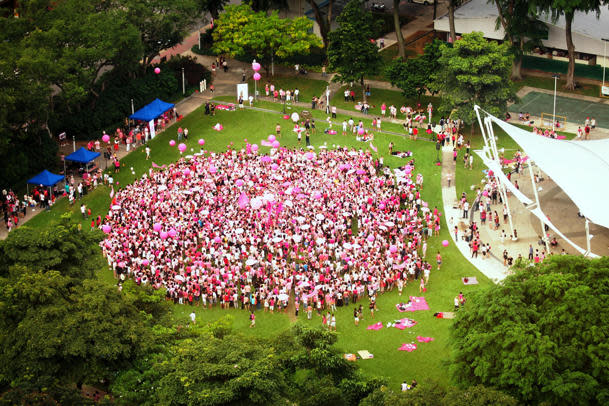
<box><xmin>149</xmin><ymin>120</ymin><xmax>156</xmax><ymax>139</ymax></box>
<box><xmin>602</xmin><ymin>86</ymin><xmax>609</xmax><ymax>97</ymax></box>
<box><xmin>237</xmin><ymin>83</ymin><xmax>248</xmax><ymax>101</ymax></box>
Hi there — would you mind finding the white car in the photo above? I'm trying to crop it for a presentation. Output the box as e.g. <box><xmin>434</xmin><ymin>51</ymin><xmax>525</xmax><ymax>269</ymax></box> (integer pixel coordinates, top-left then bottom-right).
<box><xmin>409</xmin><ymin>0</ymin><xmax>435</xmax><ymax>4</ymax></box>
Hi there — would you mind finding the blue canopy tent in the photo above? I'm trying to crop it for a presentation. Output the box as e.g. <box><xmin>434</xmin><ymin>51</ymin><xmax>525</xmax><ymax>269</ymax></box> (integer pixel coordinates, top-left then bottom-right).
<box><xmin>130</xmin><ymin>99</ymin><xmax>175</xmax><ymax>140</ymax></box>
<box><xmin>26</xmin><ymin>169</ymin><xmax>65</xmax><ymax>197</ymax></box>
<box><xmin>65</xmin><ymin>147</ymin><xmax>101</xmax><ymax>164</ymax></box>
<box><xmin>130</xmin><ymin>98</ymin><xmax>175</xmax><ymax>122</ymax></box>
<box><xmin>65</xmin><ymin>147</ymin><xmax>101</xmax><ymax>178</ymax></box>
<box><xmin>27</xmin><ymin>169</ymin><xmax>64</xmax><ymax>187</ymax></box>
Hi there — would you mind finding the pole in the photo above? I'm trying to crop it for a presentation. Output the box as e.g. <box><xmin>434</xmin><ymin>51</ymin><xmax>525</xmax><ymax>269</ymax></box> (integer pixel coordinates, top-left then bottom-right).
<box><xmin>603</xmin><ymin>39</ymin><xmax>608</xmax><ymax>92</ymax></box>
<box><xmin>585</xmin><ymin>218</ymin><xmax>591</xmax><ymax>256</ymax></box>
<box><xmin>198</xmin><ymin>30</ymin><xmax>201</xmax><ymax>51</ymax></box>
<box><xmin>552</xmin><ymin>74</ymin><xmax>558</xmax><ymax>132</ymax></box>
<box><xmin>72</xmin><ymin>136</ymin><xmax>76</xmax><ymax>152</ymax></box>
<box><xmin>527</xmin><ymin>161</ymin><xmax>550</xmax><ymax>253</ymax></box>
<box><xmin>182</xmin><ymin>67</ymin><xmax>186</xmax><ymax>95</ymax></box>
<box><xmin>131</xmin><ymin>99</ymin><xmax>134</xmax><ymax>115</ymax></box>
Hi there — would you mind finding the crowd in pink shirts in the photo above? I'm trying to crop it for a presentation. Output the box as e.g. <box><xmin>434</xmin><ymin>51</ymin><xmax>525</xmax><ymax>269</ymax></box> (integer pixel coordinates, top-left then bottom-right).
<box><xmin>101</xmin><ymin>147</ymin><xmax>438</xmax><ymax>310</ymax></box>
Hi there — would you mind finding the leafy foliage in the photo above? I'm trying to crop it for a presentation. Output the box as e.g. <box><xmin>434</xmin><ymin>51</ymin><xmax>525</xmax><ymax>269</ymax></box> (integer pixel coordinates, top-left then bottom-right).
<box><xmin>212</xmin><ymin>4</ymin><xmax>321</xmax><ymax>75</ymax></box>
<box><xmin>328</xmin><ymin>0</ymin><xmax>381</xmax><ymax>98</ymax></box>
<box><xmin>451</xmin><ymin>255</ymin><xmax>609</xmax><ymax>405</ymax></box>
<box><xmin>434</xmin><ymin>32</ymin><xmax>516</xmax><ymax>126</ymax></box>
<box><xmin>385</xmin><ymin>39</ymin><xmax>443</xmax><ymax>100</ymax></box>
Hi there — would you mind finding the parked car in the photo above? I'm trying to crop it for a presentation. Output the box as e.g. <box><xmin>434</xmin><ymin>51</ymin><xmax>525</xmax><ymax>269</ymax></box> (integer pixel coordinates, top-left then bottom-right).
<box><xmin>409</xmin><ymin>0</ymin><xmax>434</xmax><ymax>4</ymax></box>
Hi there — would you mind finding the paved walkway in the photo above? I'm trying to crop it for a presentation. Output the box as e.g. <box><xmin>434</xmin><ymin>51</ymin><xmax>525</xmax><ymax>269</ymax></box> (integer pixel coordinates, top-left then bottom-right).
<box><xmin>440</xmin><ymin>148</ymin><xmax>510</xmax><ymax>283</ymax></box>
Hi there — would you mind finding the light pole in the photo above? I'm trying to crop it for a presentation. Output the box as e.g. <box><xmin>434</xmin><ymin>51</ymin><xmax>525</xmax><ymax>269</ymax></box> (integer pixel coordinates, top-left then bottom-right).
<box><xmin>552</xmin><ymin>74</ymin><xmax>559</xmax><ymax>132</ymax></box>
<box><xmin>131</xmin><ymin>98</ymin><xmax>134</xmax><ymax>115</ymax></box>
<box><xmin>72</xmin><ymin>135</ymin><xmax>76</xmax><ymax>152</ymax></box>
<box><xmin>182</xmin><ymin>67</ymin><xmax>185</xmax><ymax>95</ymax></box>
<box><xmin>602</xmin><ymin>38</ymin><xmax>609</xmax><ymax>96</ymax></box>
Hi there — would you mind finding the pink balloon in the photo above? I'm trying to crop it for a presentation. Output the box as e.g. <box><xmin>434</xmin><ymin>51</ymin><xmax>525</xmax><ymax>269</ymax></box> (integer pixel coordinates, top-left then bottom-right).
<box><xmin>313</xmin><ymin>192</ymin><xmax>322</xmax><ymax>200</ymax></box>
<box><xmin>214</xmin><ymin>236</ymin><xmax>221</xmax><ymax>243</ymax></box>
<box><xmin>198</xmin><ymin>138</ymin><xmax>205</xmax><ymax>146</ymax></box>
<box><xmin>102</xmin><ymin>225</ymin><xmax>111</xmax><ymax>234</ymax></box>
<box><xmin>168</xmin><ymin>229</ymin><xmax>177</xmax><ymax>238</ymax></box>
<box><xmin>357</xmin><ymin>127</ymin><xmax>365</xmax><ymax>135</ymax></box>
<box><xmin>160</xmin><ymin>231</ymin><xmax>168</xmax><ymax>239</ymax></box>
<box><xmin>271</xmin><ymin>163</ymin><xmax>279</xmax><ymax>170</ymax></box>
<box><xmin>142</xmin><ymin>259</ymin><xmax>149</xmax><ymax>266</ymax></box>
<box><xmin>178</xmin><ymin>143</ymin><xmax>187</xmax><ymax>153</ymax></box>
<box><xmin>379</xmin><ymin>203</ymin><xmax>386</xmax><ymax>210</ymax></box>
<box><xmin>305</xmin><ymin>152</ymin><xmax>315</xmax><ymax>160</ymax></box>
<box><xmin>268</xmin><ymin>134</ymin><xmax>276</xmax><ymax>142</ymax></box>
<box><xmin>169</xmin><ymin>140</ymin><xmax>176</xmax><ymax>147</ymax></box>
<box><xmin>272</xmin><ymin>140</ymin><xmax>280</xmax><ymax>148</ymax></box>
<box><xmin>252</xmin><ymin>62</ymin><xmax>261</xmax><ymax>72</ymax></box>
<box><xmin>209</xmin><ymin>165</ymin><xmax>217</xmax><ymax>174</ymax></box>
<box><xmin>367</xmin><ymin>235</ymin><xmax>375</xmax><ymax>242</ymax></box>
<box><xmin>356</xmin><ymin>169</ymin><xmax>366</xmax><ymax>175</ymax></box>
<box><xmin>260</xmin><ymin>156</ymin><xmax>272</xmax><ymax>163</ymax></box>
<box><xmin>404</xmin><ymin>165</ymin><xmax>412</xmax><ymax>174</ymax></box>
<box><xmin>154</xmin><ymin>67</ymin><xmax>161</xmax><ymax>74</ymax></box>
<box><xmin>253</xmin><ymin>72</ymin><xmax>261</xmax><ymax>81</ymax></box>
<box><xmin>483</xmin><ymin>190</ymin><xmax>488</xmax><ymax>197</ymax></box>
<box><xmin>442</xmin><ymin>240</ymin><xmax>449</xmax><ymax>247</ymax></box>
<box><xmin>389</xmin><ymin>245</ymin><xmax>398</xmax><ymax>253</ymax></box>
<box><xmin>252</xmin><ymin>144</ymin><xmax>259</xmax><ymax>152</ymax></box>
<box><xmin>183</xmin><ymin>169</ymin><xmax>191</xmax><ymax>176</ymax></box>
<box><xmin>153</xmin><ymin>223</ymin><xmax>162</xmax><ymax>232</ymax></box>
<box><xmin>102</xmin><ymin>134</ymin><xmax>110</xmax><ymax>143</ymax></box>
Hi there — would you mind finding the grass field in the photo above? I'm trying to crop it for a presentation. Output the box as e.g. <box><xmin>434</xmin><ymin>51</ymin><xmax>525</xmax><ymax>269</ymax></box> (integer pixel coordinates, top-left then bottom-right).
<box><xmin>19</xmin><ymin>98</ymin><xmax>495</xmax><ymax>390</ymax></box>
<box><xmin>513</xmin><ymin>74</ymin><xmax>601</xmax><ymax>98</ymax></box>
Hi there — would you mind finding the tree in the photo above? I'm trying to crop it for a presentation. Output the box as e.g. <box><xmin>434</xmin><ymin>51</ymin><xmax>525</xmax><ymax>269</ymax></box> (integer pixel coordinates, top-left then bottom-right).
<box><xmin>434</xmin><ymin>32</ymin><xmax>515</xmax><ymax>133</ymax></box>
<box><xmin>328</xmin><ymin>0</ymin><xmax>382</xmax><ymax>101</ymax></box>
<box><xmin>393</xmin><ymin>0</ymin><xmax>406</xmax><ymax>58</ymax></box>
<box><xmin>212</xmin><ymin>4</ymin><xmax>321</xmax><ymax>76</ymax></box>
<box><xmin>120</xmin><ymin>0</ymin><xmax>199</xmax><ymax>66</ymax></box>
<box><xmin>196</xmin><ymin>0</ymin><xmax>229</xmax><ymax>19</ymax></box>
<box><xmin>492</xmin><ymin>0</ymin><xmax>549</xmax><ymax>80</ymax></box>
<box><xmin>306</xmin><ymin>0</ymin><xmax>334</xmax><ymax>51</ymax></box>
<box><xmin>539</xmin><ymin>0</ymin><xmax>607</xmax><ymax>90</ymax></box>
<box><xmin>0</xmin><ymin>219</ymin><xmax>154</xmax><ymax>395</ymax></box>
<box><xmin>451</xmin><ymin>255</ymin><xmax>609</xmax><ymax>405</ymax></box>
<box><xmin>385</xmin><ymin>39</ymin><xmax>443</xmax><ymax>100</ymax></box>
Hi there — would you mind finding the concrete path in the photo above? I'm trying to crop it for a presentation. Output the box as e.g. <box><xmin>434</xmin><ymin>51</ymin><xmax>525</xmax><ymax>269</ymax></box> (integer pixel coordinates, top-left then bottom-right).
<box><xmin>440</xmin><ymin>147</ymin><xmax>510</xmax><ymax>283</ymax></box>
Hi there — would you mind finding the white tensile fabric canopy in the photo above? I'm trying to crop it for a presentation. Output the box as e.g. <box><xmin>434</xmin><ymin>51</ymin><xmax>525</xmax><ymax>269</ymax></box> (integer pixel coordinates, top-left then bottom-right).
<box><xmin>486</xmin><ymin>114</ymin><xmax>609</xmax><ymax>230</ymax></box>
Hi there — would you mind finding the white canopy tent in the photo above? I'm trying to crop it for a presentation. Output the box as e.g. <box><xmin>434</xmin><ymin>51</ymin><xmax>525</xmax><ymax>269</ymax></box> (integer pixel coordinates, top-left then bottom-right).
<box><xmin>474</xmin><ymin>106</ymin><xmax>608</xmax><ymax>256</ymax></box>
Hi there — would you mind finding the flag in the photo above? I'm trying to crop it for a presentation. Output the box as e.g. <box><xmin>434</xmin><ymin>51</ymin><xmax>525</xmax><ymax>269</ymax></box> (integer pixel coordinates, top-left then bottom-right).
<box><xmin>109</xmin><ymin>186</ymin><xmax>114</xmax><ymax>199</ymax></box>
<box><xmin>369</xmin><ymin>142</ymin><xmax>378</xmax><ymax>152</ymax></box>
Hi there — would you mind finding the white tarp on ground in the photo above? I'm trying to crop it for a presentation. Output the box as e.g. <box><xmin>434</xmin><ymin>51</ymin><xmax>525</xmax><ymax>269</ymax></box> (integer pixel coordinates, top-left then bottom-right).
<box><xmin>481</xmin><ymin>108</ymin><xmax>609</xmax><ymax>229</ymax></box>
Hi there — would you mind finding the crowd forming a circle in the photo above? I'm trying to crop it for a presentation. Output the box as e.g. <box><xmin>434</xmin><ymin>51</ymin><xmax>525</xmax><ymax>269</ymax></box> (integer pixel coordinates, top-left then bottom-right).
<box><xmin>101</xmin><ymin>147</ymin><xmax>439</xmax><ymax>309</ymax></box>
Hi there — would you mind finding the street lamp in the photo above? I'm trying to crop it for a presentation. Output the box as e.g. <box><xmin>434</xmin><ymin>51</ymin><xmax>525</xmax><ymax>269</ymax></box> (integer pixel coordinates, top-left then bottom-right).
<box><xmin>602</xmin><ymin>38</ymin><xmax>609</xmax><ymax>96</ymax></box>
<box><xmin>552</xmin><ymin>74</ymin><xmax>559</xmax><ymax>132</ymax></box>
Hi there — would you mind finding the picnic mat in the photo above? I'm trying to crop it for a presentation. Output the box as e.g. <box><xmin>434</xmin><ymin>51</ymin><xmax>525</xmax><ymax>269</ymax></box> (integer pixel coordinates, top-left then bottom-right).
<box><xmin>392</xmin><ymin>318</ymin><xmax>417</xmax><ymax>330</ymax></box>
<box><xmin>416</xmin><ymin>336</ymin><xmax>434</xmax><ymax>343</ymax></box>
<box><xmin>358</xmin><ymin>350</ymin><xmax>374</xmax><ymax>359</ymax></box>
<box><xmin>343</xmin><ymin>353</ymin><xmax>357</xmax><ymax>362</ymax></box>
<box><xmin>396</xmin><ymin>296</ymin><xmax>430</xmax><ymax>312</ymax></box>
<box><xmin>434</xmin><ymin>312</ymin><xmax>456</xmax><ymax>319</ymax></box>
<box><xmin>215</xmin><ymin>104</ymin><xmax>235</xmax><ymax>111</ymax></box>
<box><xmin>462</xmin><ymin>277</ymin><xmax>479</xmax><ymax>285</ymax></box>
<box><xmin>398</xmin><ymin>343</ymin><xmax>417</xmax><ymax>352</ymax></box>
<box><xmin>367</xmin><ymin>322</ymin><xmax>383</xmax><ymax>330</ymax></box>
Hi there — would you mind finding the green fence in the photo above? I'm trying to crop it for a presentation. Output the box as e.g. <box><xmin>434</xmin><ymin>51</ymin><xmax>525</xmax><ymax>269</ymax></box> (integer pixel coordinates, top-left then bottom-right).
<box><xmin>522</xmin><ymin>55</ymin><xmax>605</xmax><ymax>81</ymax></box>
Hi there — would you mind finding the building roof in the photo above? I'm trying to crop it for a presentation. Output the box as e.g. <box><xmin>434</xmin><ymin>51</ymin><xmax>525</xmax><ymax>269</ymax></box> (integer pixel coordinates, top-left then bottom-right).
<box><xmin>437</xmin><ymin>0</ymin><xmax>609</xmax><ymax>41</ymax></box>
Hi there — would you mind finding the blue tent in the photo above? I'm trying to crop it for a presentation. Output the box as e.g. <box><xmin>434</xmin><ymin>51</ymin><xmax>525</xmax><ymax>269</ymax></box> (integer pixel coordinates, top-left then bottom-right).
<box><xmin>65</xmin><ymin>147</ymin><xmax>101</xmax><ymax>164</ymax></box>
<box><xmin>130</xmin><ymin>98</ymin><xmax>175</xmax><ymax>122</ymax></box>
<box><xmin>27</xmin><ymin>169</ymin><xmax>65</xmax><ymax>187</ymax></box>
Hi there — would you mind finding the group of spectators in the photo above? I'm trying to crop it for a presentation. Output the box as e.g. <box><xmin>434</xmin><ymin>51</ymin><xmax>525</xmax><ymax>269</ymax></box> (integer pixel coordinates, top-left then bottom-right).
<box><xmin>101</xmin><ymin>147</ymin><xmax>439</xmax><ymax>313</ymax></box>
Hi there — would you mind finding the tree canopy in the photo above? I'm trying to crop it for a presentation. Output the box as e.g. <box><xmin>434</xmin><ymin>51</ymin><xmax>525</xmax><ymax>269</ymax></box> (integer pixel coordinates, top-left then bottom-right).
<box><xmin>434</xmin><ymin>32</ymin><xmax>516</xmax><ymax>129</ymax></box>
<box><xmin>327</xmin><ymin>0</ymin><xmax>381</xmax><ymax>100</ymax></box>
<box><xmin>451</xmin><ymin>255</ymin><xmax>609</xmax><ymax>405</ymax></box>
<box><xmin>212</xmin><ymin>4</ymin><xmax>321</xmax><ymax>75</ymax></box>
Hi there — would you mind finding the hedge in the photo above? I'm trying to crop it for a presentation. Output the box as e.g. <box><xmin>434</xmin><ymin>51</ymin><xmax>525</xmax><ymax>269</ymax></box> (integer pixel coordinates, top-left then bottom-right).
<box><xmin>522</xmin><ymin>55</ymin><xmax>605</xmax><ymax>81</ymax></box>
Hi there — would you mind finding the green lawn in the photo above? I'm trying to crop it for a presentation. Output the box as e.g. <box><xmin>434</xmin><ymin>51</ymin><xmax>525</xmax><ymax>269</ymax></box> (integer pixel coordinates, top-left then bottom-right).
<box><xmin>20</xmin><ymin>101</ymin><xmax>494</xmax><ymax>390</ymax></box>
<box><xmin>331</xmin><ymin>85</ymin><xmax>442</xmax><ymax>119</ymax></box>
<box><xmin>513</xmin><ymin>74</ymin><xmax>601</xmax><ymax>98</ymax></box>
<box><xmin>247</xmin><ymin>75</ymin><xmax>329</xmax><ymax>102</ymax></box>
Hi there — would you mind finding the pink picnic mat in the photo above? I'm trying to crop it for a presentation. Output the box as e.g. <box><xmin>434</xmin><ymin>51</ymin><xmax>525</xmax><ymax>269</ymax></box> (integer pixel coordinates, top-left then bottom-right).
<box><xmin>416</xmin><ymin>336</ymin><xmax>434</xmax><ymax>343</ymax></box>
<box><xmin>462</xmin><ymin>277</ymin><xmax>478</xmax><ymax>285</ymax></box>
<box><xmin>398</xmin><ymin>343</ymin><xmax>417</xmax><ymax>352</ymax></box>
<box><xmin>396</xmin><ymin>296</ymin><xmax>430</xmax><ymax>312</ymax></box>
<box><xmin>367</xmin><ymin>322</ymin><xmax>383</xmax><ymax>330</ymax></box>
<box><xmin>393</xmin><ymin>318</ymin><xmax>417</xmax><ymax>330</ymax></box>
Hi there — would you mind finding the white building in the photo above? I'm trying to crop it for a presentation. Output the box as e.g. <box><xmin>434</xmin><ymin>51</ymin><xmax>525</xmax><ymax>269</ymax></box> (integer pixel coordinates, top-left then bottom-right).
<box><xmin>434</xmin><ymin>0</ymin><xmax>609</xmax><ymax>68</ymax></box>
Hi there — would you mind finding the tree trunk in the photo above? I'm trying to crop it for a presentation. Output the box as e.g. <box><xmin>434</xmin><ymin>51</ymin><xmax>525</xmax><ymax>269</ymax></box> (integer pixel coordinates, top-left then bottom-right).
<box><xmin>433</xmin><ymin>0</ymin><xmax>437</xmax><ymax>20</ymax></box>
<box><xmin>271</xmin><ymin>52</ymin><xmax>275</xmax><ymax>76</ymax></box>
<box><xmin>448</xmin><ymin>1</ymin><xmax>456</xmax><ymax>44</ymax></box>
<box><xmin>510</xmin><ymin>37</ymin><xmax>524</xmax><ymax>80</ymax></box>
<box><xmin>361</xmin><ymin>77</ymin><xmax>366</xmax><ymax>103</ymax></box>
<box><xmin>393</xmin><ymin>0</ymin><xmax>405</xmax><ymax>59</ymax></box>
<box><xmin>564</xmin><ymin>12</ymin><xmax>576</xmax><ymax>90</ymax></box>
<box><xmin>307</xmin><ymin>0</ymin><xmax>329</xmax><ymax>50</ymax></box>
